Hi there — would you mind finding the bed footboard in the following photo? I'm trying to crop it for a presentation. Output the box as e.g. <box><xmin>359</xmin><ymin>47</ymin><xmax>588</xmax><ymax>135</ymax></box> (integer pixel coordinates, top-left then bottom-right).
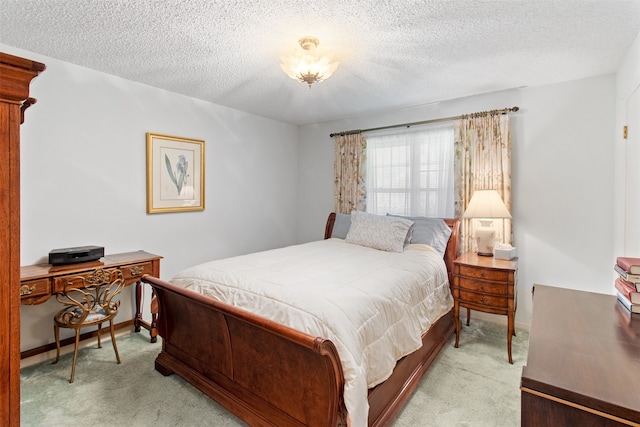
<box><xmin>143</xmin><ymin>275</ymin><xmax>347</xmax><ymax>427</ymax></box>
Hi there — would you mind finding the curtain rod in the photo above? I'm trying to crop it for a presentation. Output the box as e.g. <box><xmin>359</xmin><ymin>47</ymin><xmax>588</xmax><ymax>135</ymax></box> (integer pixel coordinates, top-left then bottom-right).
<box><xmin>329</xmin><ymin>106</ymin><xmax>520</xmax><ymax>138</ymax></box>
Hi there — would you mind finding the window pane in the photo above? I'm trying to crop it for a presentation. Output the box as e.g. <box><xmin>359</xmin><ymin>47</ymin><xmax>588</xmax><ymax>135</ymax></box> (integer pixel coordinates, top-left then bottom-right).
<box><xmin>366</xmin><ymin>123</ymin><xmax>454</xmax><ymax>218</ymax></box>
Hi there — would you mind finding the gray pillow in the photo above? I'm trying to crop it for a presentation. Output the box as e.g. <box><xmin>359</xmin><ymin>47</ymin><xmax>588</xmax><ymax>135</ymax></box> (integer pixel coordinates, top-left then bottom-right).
<box><xmin>387</xmin><ymin>214</ymin><xmax>452</xmax><ymax>257</ymax></box>
<box><xmin>331</xmin><ymin>213</ymin><xmax>351</xmax><ymax>239</ymax></box>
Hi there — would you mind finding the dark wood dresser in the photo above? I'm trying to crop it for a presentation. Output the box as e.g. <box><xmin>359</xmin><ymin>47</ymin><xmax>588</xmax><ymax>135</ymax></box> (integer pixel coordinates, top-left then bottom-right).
<box><xmin>521</xmin><ymin>285</ymin><xmax>640</xmax><ymax>426</ymax></box>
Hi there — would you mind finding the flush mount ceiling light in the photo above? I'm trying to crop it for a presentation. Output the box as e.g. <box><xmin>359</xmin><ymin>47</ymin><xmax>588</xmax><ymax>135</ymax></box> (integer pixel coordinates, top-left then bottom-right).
<box><xmin>280</xmin><ymin>36</ymin><xmax>339</xmax><ymax>88</ymax></box>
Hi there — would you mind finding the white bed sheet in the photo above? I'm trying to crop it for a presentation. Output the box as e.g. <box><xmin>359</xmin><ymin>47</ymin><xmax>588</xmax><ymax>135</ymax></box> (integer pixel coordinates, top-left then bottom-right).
<box><xmin>170</xmin><ymin>238</ymin><xmax>453</xmax><ymax>427</ymax></box>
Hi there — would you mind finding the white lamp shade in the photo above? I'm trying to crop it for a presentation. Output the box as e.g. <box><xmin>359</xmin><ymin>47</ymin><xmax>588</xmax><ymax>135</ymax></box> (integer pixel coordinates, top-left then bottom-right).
<box><xmin>462</xmin><ymin>190</ymin><xmax>511</xmax><ymax>219</ymax></box>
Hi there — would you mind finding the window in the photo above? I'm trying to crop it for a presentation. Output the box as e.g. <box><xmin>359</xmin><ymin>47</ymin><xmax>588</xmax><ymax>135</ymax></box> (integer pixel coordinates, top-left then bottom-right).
<box><xmin>366</xmin><ymin>123</ymin><xmax>455</xmax><ymax>217</ymax></box>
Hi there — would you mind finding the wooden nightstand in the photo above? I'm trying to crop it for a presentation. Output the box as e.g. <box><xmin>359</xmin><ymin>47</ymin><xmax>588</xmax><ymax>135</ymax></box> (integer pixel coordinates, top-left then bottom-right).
<box><xmin>452</xmin><ymin>252</ymin><xmax>518</xmax><ymax>363</ymax></box>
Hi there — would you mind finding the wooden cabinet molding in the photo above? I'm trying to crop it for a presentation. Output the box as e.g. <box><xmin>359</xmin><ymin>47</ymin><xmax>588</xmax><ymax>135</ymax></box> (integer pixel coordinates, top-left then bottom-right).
<box><xmin>0</xmin><ymin>51</ymin><xmax>45</xmax><ymax>427</ymax></box>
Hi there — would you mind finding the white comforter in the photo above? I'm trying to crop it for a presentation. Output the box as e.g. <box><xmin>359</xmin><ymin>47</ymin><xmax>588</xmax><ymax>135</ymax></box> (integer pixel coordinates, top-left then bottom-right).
<box><xmin>170</xmin><ymin>238</ymin><xmax>453</xmax><ymax>427</ymax></box>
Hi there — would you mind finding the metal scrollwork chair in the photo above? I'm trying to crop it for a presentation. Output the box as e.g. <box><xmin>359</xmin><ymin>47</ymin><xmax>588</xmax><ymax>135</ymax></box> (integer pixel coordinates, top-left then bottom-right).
<box><xmin>52</xmin><ymin>268</ymin><xmax>125</xmax><ymax>383</ymax></box>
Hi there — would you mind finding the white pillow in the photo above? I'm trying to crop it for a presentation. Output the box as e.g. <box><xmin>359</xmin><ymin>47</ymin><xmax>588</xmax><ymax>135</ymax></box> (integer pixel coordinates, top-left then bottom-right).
<box><xmin>345</xmin><ymin>211</ymin><xmax>414</xmax><ymax>253</ymax></box>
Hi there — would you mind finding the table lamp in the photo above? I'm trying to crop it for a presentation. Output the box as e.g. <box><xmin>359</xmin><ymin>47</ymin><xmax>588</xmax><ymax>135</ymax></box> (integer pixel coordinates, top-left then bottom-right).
<box><xmin>462</xmin><ymin>190</ymin><xmax>512</xmax><ymax>256</ymax></box>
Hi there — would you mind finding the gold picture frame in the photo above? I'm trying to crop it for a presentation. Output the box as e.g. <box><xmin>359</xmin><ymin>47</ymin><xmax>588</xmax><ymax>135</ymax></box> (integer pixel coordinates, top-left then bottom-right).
<box><xmin>146</xmin><ymin>133</ymin><xmax>205</xmax><ymax>213</ymax></box>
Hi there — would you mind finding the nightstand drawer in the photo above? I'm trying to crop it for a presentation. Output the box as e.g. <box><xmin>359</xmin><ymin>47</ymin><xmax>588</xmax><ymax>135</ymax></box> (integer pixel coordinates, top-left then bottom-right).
<box><xmin>20</xmin><ymin>278</ymin><xmax>50</xmax><ymax>298</ymax></box>
<box><xmin>53</xmin><ymin>268</ymin><xmax>121</xmax><ymax>292</ymax></box>
<box><xmin>459</xmin><ymin>290</ymin><xmax>508</xmax><ymax>308</ymax></box>
<box><xmin>120</xmin><ymin>262</ymin><xmax>154</xmax><ymax>281</ymax></box>
<box><xmin>456</xmin><ymin>277</ymin><xmax>508</xmax><ymax>295</ymax></box>
<box><xmin>457</xmin><ymin>265</ymin><xmax>509</xmax><ymax>282</ymax></box>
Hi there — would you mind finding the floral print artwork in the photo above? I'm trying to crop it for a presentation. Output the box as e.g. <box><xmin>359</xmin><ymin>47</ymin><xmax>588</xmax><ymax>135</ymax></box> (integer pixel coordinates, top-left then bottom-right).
<box><xmin>164</xmin><ymin>154</ymin><xmax>189</xmax><ymax>196</ymax></box>
<box><xmin>147</xmin><ymin>132</ymin><xmax>204</xmax><ymax>213</ymax></box>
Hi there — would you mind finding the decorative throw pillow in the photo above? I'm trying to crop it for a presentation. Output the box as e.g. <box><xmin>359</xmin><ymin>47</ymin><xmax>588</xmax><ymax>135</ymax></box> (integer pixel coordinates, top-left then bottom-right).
<box><xmin>345</xmin><ymin>211</ymin><xmax>414</xmax><ymax>253</ymax></box>
<box><xmin>331</xmin><ymin>213</ymin><xmax>352</xmax><ymax>239</ymax></box>
<box><xmin>387</xmin><ymin>214</ymin><xmax>452</xmax><ymax>257</ymax></box>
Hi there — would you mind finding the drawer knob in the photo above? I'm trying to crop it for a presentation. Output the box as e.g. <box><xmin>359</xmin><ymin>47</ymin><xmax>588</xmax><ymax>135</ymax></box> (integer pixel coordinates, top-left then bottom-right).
<box><xmin>20</xmin><ymin>284</ymin><xmax>35</xmax><ymax>296</ymax></box>
<box><xmin>129</xmin><ymin>266</ymin><xmax>145</xmax><ymax>276</ymax></box>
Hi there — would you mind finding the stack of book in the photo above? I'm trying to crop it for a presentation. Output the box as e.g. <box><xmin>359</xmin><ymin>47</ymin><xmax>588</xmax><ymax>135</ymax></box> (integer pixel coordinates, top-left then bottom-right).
<box><xmin>614</xmin><ymin>256</ymin><xmax>640</xmax><ymax>315</ymax></box>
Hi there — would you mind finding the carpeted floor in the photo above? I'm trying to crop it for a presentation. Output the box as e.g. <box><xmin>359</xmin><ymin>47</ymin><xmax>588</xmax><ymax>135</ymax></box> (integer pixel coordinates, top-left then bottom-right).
<box><xmin>21</xmin><ymin>318</ymin><xmax>528</xmax><ymax>426</ymax></box>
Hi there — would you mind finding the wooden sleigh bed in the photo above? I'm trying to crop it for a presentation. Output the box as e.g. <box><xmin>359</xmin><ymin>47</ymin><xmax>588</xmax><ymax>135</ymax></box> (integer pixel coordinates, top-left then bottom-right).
<box><xmin>142</xmin><ymin>213</ymin><xmax>459</xmax><ymax>426</ymax></box>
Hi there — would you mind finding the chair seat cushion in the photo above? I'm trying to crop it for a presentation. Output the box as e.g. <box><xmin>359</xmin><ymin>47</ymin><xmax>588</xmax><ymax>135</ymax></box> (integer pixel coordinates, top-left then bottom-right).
<box><xmin>62</xmin><ymin>305</ymin><xmax>110</xmax><ymax>323</ymax></box>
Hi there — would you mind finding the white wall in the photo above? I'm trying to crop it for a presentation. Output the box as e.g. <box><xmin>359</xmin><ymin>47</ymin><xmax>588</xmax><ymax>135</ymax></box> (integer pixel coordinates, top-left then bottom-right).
<box><xmin>3</xmin><ymin>44</ymin><xmax>299</xmax><ymax>351</ymax></box>
<box><xmin>299</xmin><ymin>75</ymin><xmax>616</xmax><ymax>327</ymax></box>
<box><xmin>615</xmin><ymin>32</ymin><xmax>640</xmax><ymax>259</ymax></box>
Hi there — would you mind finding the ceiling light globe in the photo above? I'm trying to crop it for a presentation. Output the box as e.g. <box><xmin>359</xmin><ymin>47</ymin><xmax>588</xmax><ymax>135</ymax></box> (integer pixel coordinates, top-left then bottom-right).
<box><xmin>280</xmin><ymin>36</ymin><xmax>339</xmax><ymax>87</ymax></box>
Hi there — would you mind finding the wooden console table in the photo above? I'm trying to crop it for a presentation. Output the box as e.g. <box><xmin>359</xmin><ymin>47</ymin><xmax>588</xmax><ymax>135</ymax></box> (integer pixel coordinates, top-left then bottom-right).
<box><xmin>521</xmin><ymin>284</ymin><xmax>640</xmax><ymax>426</ymax></box>
<box><xmin>20</xmin><ymin>251</ymin><xmax>162</xmax><ymax>351</ymax></box>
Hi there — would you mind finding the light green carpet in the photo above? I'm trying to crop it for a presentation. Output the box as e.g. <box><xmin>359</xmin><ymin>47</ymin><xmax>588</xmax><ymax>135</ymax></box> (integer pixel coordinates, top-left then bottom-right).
<box><xmin>21</xmin><ymin>318</ymin><xmax>528</xmax><ymax>426</ymax></box>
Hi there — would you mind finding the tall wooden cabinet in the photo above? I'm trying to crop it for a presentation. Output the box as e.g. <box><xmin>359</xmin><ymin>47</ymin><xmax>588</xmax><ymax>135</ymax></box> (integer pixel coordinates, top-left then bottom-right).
<box><xmin>0</xmin><ymin>52</ymin><xmax>45</xmax><ymax>426</ymax></box>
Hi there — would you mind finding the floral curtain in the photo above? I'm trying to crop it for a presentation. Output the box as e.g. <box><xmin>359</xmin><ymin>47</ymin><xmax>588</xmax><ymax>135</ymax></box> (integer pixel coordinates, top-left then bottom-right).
<box><xmin>454</xmin><ymin>112</ymin><xmax>512</xmax><ymax>254</ymax></box>
<box><xmin>334</xmin><ymin>133</ymin><xmax>367</xmax><ymax>213</ymax></box>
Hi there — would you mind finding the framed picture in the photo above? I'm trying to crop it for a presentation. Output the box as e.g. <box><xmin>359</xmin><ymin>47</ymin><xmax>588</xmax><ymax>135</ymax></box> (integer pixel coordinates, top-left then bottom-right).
<box><xmin>146</xmin><ymin>133</ymin><xmax>205</xmax><ymax>213</ymax></box>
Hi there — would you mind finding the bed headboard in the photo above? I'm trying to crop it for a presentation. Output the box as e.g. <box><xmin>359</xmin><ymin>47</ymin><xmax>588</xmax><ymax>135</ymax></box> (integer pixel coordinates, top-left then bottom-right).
<box><xmin>324</xmin><ymin>212</ymin><xmax>460</xmax><ymax>282</ymax></box>
<box><xmin>441</xmin><ymin>218</ymin><xmax>460</xmax><ymax>283</ymax></box>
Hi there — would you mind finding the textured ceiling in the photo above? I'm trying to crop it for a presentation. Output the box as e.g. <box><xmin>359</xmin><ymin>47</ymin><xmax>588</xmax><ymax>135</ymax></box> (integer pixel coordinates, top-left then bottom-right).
<box><xmin>1</xmin><ymin>0</ymin><xmax>639</xmax><ymax>125</ymax></box>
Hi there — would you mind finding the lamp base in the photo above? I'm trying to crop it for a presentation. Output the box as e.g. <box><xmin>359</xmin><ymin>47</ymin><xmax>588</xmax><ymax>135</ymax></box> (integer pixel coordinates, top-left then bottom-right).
<box><xmin>474</xmin><ymin>220</ymin><xmax>496</xmax><ymax>257</ymax></box>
